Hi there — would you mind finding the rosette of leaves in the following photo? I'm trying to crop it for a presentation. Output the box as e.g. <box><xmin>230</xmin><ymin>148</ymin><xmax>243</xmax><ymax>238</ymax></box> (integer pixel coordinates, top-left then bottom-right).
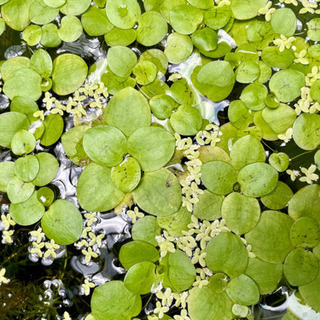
<box><xmin>0</xmin><ymin>105</ymin><xmax>82</xmax><ymax>245</ymax></box>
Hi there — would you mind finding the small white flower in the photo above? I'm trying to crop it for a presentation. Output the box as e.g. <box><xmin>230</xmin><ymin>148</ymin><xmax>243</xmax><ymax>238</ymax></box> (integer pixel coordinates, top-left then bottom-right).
<box><xmin>82</xmin><ymin>279</ymin><xmax>95</xmax><ymax>296</ymax></box>
<box><xmin>299</xmin><ymin>165</ymin><xmax>319</xmax><ymax>184</ymax></box>
<box><xmin>0</xmin><ymin>268</ymin><xmax>9</xmax><ymax>285</ymax></box>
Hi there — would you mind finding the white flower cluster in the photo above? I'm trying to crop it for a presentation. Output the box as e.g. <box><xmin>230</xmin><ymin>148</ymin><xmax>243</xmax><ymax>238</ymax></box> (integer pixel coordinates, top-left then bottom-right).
<box><xmin>28</xmin><ymin>227</ymin><xmax>62</xmax><ymax>262</ymax></box>
<box><xmin>74</xmin><ymin>212</ymin><xmax>105</xmax><ymax>265</ymax></box>
<box><xmin>33</xmin><ymin>82</ymin><xmax>108</xmax><ymax>121</ymax></box>
<box><xmin>175</xmin><ymin>124</ymin><xmax>221</xmax><ymax>213</ymax></box>
<box><xmin>0</xmin><ymin>213</ymin><xmax>15</xmax><ymax>244</ymax></box>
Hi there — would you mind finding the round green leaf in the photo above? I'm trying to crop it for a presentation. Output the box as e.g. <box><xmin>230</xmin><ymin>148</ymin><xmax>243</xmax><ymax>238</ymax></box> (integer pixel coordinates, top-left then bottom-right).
<box><xmin>11</xmin><ymin>130</ymin><xmax>36</xmax><ymax>155</ymax></box>
<box><xmin>14</xmin><ymin>155</ymin><xmax>39</xmax><ymax>182</ymax></box>
<box><xmin>0</xmin><ymin>112</ymin><xmax>29</xmax><ymax>148</ymax></box>
<box><xmin>40</xmin><ymin>23</ymin><xmax>61</xmax><ymax>47</ymax></box>
<box><xmin>133</xmin><ymin>168</ymin><xmax>182</xmax><ymax>217</ymax></box>
<box><xmin>157</xmin><ymin>205</ymin><xmax>192</xmax><ymax>236</ymax></box>
<box><xmin>52</xmin><ymin>53</ymin><xmax>88</xmax><ymax>96</ymax></box>
<box><xmin>124</xmin><ymin>261</ymin><xmax>157</xmax><ymax>295</ymax></box>
<box><xmin>22</xmin><ymin>25</ymin><xmax>42</xmax><ymax>46</ymax></box>
<box><xmin>29</xmin><ymin>0</ymin><xmax>59</xmax><ymax>25</ymax></box>
<box><xmin>140</xmin><ymin>49</ymin><xmax>168</xmax><ymax>76</ymax></box>
<box><xmin>170</xmin><ymin>105</ymin><xmax>202</xmax><ymax>136</ymax></box>
<box><xmin>0</xmin><ymin>162</ymin><xmax>15</xmax><ymax>192</ymax></box>
<box><xmin>3</xmin><ymin>68</ymin><xmax>42</xmax><ymax>101</ymax></box>
<box><xmin>228</xmin><ymin>100</ymin><xmax>253</xmax><ymax>130</ymax></box>
<box><xmin>261</xmin><ymin>47</ymin><xmax>294</xmax><ymax>69</ymax></box>
<box><xmin>44</xmin><ymin>0</ymin><xmax>66</xmax><ymax>8</ymax></box>
<box><xmin>238</xmin><ymin>163</ymin><xmax>278</xmax><ymax>198</ymax></box>
<box><xmin>107</xmin><ymin>46</ymin><xmax>137</xmax><ymax>78</ymax></box>
<box><xmin>104</xmin><ymin>27</ymin><xmax>136</xmax><ymax>47</ymax></box>
<box><xmin>10</xmin><ymin>96</ymin><xmax>39</xmax><ymax>123</ymax></box>
<box><xmin>164</xmin><ymin>33</ymin><xmax>193</xmax><ymax>64</ymax></box>
<box><xmin>58</xmin><ymin>15</ymin><xmax>83</xmax><ymax>42</ymax></box>
<box><xmin>104</xmin><ymin>87</ymin><xmax>151</xmax><ymax>137</ymax></box>
<box><xmin>161</xmin><ymin>250</ymin><xmax>196</xmax><ymax>292</ymax></box>
<box><xmin>192</xmin><ymin>27</ymin><xmax>218</xmax><ymax>52</ymax></box>
<box><xmin>7</xmin><ymin>176</ymin><xmax>35</xmax><ymax>204</ymax></box>
<box><xmin>270</xmin><ymin>8</ymin><xmax>296</xmax><ymax>36</ymax></box>
<box><xmin>240</xmin><ymin>83</ymin><xmax>268</xmax><ymax>111</ymax></box>
<box><xmin>170</xmin><ymin>78</ymin><xmax>195</xmax><ymax>105</ymax></box>
<box><xmin>284</xmin><ymin>248</ymin><xmax>319</xmax><ymax>286</ymax></box>
<box><xmin>61</xmin><ymin>125</ymin><xmax>90</xmax><ymax>166</ymax></box>
<box><xmin>290</xmin><ymin>217</ymin><xmax>320</xmax><ymax>248</ymax></box>
<box><xmin>230</xmin><ymin>135</ymin><xmax>265</xmax><ymax>170</ymax></box>
<box><xmin>10</xmin><ymin>191</ymin><xmax>45</xmax><ymax>226</ymax></box>
<box><xmin>77</xmin><ymin>163</ymin><xmax>125</xmax><ymax>212</ymax></box>
<box><xmin>91</xmin><ymin>281</ymin><xmax>141</xmax><ymax>320</ymax></box>
<box><xmin>1</xmin><ymin>0</ymin><xmax>31</xmax><ymax>31</ymax></box>
<box><xmin>30</xmin><ymin>49</ymin><xmax>53</xmax><ymax>79</ymax></box>
<box><xmin>1</xmin><ymin>57</ymin><xmax>30</xmax><ymax>82</ymax></box>
<box><xmin>196</xmin><ymin>61</ymin><xmax>235</xmax><ymax>102</ymax></box>
<box><xmin>310</xmin><ymin>80</ymin><xmax>320</xmax><ymax>103</ymax></box>
<box><xmin>40</xmin><ymin>114</ymin><xmax>64</xmax><ymax>147</ymax></box>
<box><xmin>226</xmin><ymin>274</ymin><xmax>260</xmax><ymax>306</ymax></box>
<box><xmin>83</xmin><ymin>125</ymin><xmax>127</xmax><ymax>167</ymax></box>
<box><xmin>111</xmin><ymin>157</ymin><xmax>141</xmax><ymax>193</ymax></box>
<box><xmin>204</xmin><ymin>6</ymin><xmax>231</xmax><ymax>30</ymax></box>
<box><xmin>41</xmin><ymin>199</ymin><xmax>82</xmax><ymax>245</ymax></box>
<box><xmin>261</xmin><ymin>181</ymin><xmax>293</xmax><ymax>210</ymax></box>
<box><xmin>308</xmin><ymin>18</ymin><xmax>320</xmax><ymax>42</ymax></box>
<box><xmin>245</xmin><ymin>257</ymin><xmax>283</xmax><ymax>295</ymax></box>
<box><xmin>205</xmin><ymin>232</ymin><xmax>248</xmax><ymax>278</ymax></box>
<box><xmin>247</xmin><ymin>20</ymin><xmax>273</xmax><ymax>50</ymax></box>
<box><xmin>150</xmin><ymin>94</ymin><xmax>177</xmax><ymax>120</ymax></box>
<box><xmin>59</xmin><ymin>0</ymin><xmax>91</xmax><ymax>15</ymax></box>
<box><xmin>137</xmin><ymin>11</ymin><xmax>167</xmax><ymax>46</ymax></box>
<box><xmin>37</xmin><ymin>187</ymin><xmax>54</xmax><ymax>207</ymax></box>
<box><xmin>201</xmin><ymin>161</ymin><xmax>238</xmax><ymax>196</ymax></box>
<box><xmin>105</xmin><ymin>0</ymin><xmax>141</xmax><ymax>29</ymax></box>
<box><xmin>269</xmin><ymin>152</ymin><xmax>290</xmax><ymax>172</ymax></box>
<box><xmin>170</xmin><ymin>4</ymin><xmax>203</xmax><ymax>35</ymax></box>
<box><xmin>299</xmin><ymin>272</ymin><xmax>320</xmax><ymax>312</ymax></box>
<box><xmin>128</xmin><ymin>126</ymin><xmax>175</xmax><ymax>172</ymax></box>
<box><xmin>293</xmin><ymin>113</ymin><xmax>320</xmax><ymax>151</ymax></box>
<box><xmin>245</xmin><ymin>210</ymin><xmax>294</xmax><ymax>263</ymax></box>
<box><xmin>230</xmin><ymin>0</ymin><xmax>267</xmax><ymax>20</ymax></box>
<box><xmin>262</xmin><ymin>103</ymin><xmax>296</xmax><ymax>134</ymax></box>
<box><xmin>289</xmin><ymin>185</ymin><xmax>320</xmax><ymax>225</ymax></box>
<box><xmin>193</xmin><ymin>190</ymin><xmax>223</xmax><ymax>221</ymax></box>
<box><xmin>132</xmin><ymin>216</ymin><xmax>161</xmax><ymax>246</ymax></box>
<box><xmin>188</xmin><ymin>283</ymin><xmax>233</xmax><ymax>320</ymax></box>
<box><xmin>269</xmin><ymin>69</ymin><xmax>305</xmax><ymax>103</ymax></box>
<box><xmin>81</xmin><ymin>6</ymin><xmax>113</xmax><ymax>36</ymax></box>
<box><xmin>32</xmin><ymin>152</ymin><xmax>59</xmax><ymax>187</ymax></box>
<box><xmin>236</xmin><ymin>61</ymin><xmax>260</xmax><ymax>84</ymax></box>
<box><xmin>119</xmin><ymin>240</ymin><xmax>159</xmax><ymax>270</ymax></box>
<box><xmin>222</xmin><ymin>192</ymin><xmax>260</xmax><ymax>235</ymax></box>
<box><xmin>132</xmin><ymin>61</ymin><xmax>157</xmax><ymax>85</ymax></box>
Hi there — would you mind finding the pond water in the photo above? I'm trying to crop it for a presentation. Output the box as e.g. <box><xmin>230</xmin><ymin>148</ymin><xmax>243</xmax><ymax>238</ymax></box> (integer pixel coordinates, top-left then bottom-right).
<box><xmin>1</xmin><ymin>1</ymin><xmax>320</xmax><ymax>320</ymax></box>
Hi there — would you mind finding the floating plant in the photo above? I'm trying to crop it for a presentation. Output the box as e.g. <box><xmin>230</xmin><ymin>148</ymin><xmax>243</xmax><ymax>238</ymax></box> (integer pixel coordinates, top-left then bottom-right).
<box><xmin>1</xmin><ymin>0</ymin><xmax>320</xmax><ymax>320</ymax></box>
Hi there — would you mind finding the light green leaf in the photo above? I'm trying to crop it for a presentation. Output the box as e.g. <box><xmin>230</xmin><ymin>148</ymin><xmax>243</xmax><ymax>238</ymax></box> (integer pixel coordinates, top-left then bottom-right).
<box><xmin>83</xmin><ymin>125</ymin><xmax>127</xmax><ymax>167</ymax></box>
<box><xmin>52</xmin><ymin>53</ymin><xmax>88</xmax><ymax>96</ymax></box>
<box><xmin>128</xmin><ymin>126</ymin><xmax>175</xmax><ymax>172</ymax></box>
<box><xmin>77</xmin><ymin>163</ymin><xmax>125</xmax><ymax>212</ymax></box>
<box><xmin>133</xmin><ymin>168</ymin><xmax>182</xmax><ymax>217</ymax></box>
<box><xmin>41</xmin><ymin>199</ymin><xmax>83</xmax><ymax>245</ymax></box>
<box><xmin>10</xmin><ymin>191</ymin><xmax>45</xmax><ymax>226</ymax></box>
<box><xmin>205</xmin><ymin>232</ymin><xmax>248</xmax><ymax>277</ymax></box>
<box><xmin>245</xmin><ymin>210</ymin><xmax>294</xmax><ymax>263</ymax></box>
<box><xmin>104</xmin><ymin>87</ymin><xmax>151</xmax><ymax>136</ymax></box>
